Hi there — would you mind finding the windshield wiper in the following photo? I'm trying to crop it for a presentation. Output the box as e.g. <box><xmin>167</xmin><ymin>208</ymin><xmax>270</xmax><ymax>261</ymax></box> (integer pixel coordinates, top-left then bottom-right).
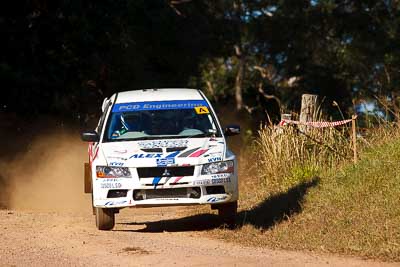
<box><xmin>109</xmin><ymin>133</ymin><xmax>216</xmax><ymax>142</ymax></box>
<box><xmin>109</xmin><ymin>136</ymin><xmax>157</xmax><ymax>142</ymax></box>
<box><xmin>179</xmin><ymin>133</ymin><xmax>215</xmax><ymax>138</ymax></box>
<box><xmin>111</xmin><ymin>135</ymin><xmax>184</xmax><ymax>141</ymax></box>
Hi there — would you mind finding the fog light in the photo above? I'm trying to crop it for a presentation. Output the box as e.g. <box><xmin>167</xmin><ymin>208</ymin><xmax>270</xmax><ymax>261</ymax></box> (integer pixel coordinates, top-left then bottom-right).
<box><xmin>107</xmin><ymin>189</ymin><xmax>128</xmax><ymax>198</ymax></box>
<box><xmin>205</xmin><ymin>186</ymin><xmax>225</xmax><ymax>195</ymax></box>
<box><xmin>133</xmin><ymin>190</ymin><xmax>145</xmax><ymax>200</ymax></box>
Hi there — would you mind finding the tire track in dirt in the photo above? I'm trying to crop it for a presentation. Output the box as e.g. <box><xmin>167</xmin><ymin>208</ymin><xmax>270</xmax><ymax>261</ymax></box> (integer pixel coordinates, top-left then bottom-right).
<box><xmin>0</xmin><ymin>207</ymin><xmax>396</xmax><ymax>267</ymax></box>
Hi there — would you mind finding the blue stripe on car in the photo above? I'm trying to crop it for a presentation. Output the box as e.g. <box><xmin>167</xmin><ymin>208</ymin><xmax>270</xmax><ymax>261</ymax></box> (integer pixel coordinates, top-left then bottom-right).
<box><xmin>112</xmin><ymin>100</ymin><xmax>209</xmax><ymax>112</ymax></box>
<box><xmin>152</xmin><ymin>177</ymin><xmax>162</xmax><ymax>189</ymax></box>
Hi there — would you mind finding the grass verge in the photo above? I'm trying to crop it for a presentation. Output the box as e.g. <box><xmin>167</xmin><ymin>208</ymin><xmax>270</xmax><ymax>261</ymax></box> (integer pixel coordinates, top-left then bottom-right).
<box><xmin>204</xmin><ymin>125</ymin><xmax>400</xmax><ymax>261</ymax></box>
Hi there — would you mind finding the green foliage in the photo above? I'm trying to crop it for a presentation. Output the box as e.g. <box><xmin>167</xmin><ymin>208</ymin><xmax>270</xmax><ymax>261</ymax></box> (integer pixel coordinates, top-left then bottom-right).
<box><xmin>2</xmin><ymin>0</ymin><xmax>400</xmax><ymax>124</ymax></box>
<box><xmin>192</xmin><ymin>0</ymin><xmax>400</xmax><ymax>117</ymax></box>
<box><xmin>0</xmin><ymin>0</ymin><xmax>226</xmax><ymax>117</ymax></box>
<box><xmin>272</xmin><ymin>134</ymin><xmax>400</xmax><ymax>260</ymax></box>
<box><xmin>284</xmin><ymin>164</ymin><xmax>320</xmax><ymax>188</ymax></box>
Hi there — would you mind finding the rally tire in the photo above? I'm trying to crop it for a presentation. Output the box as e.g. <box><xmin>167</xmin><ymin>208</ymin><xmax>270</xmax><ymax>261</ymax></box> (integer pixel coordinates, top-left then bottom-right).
<box><xmin>95</xmin><ymin>208</ymin><xmax>115</xmax><ymax>230</ymax></box>
<box><xmin>217</xmin><ymin>201</ymin><xmax>237</xmax><ymax>227</ymax></box>
<box><xmin>84</xmin><ymin>163</ymin><xmax>92</xmax><ymax>193</ymax></box>
<box><xmin>91</xmin><ymin>193</ymin><xmax>96</xmax><ymax>215</ymax></box>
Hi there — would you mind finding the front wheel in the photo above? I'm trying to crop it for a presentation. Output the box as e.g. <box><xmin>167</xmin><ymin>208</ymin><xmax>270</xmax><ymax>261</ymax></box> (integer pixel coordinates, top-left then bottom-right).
<box><xmin>217</xmin><ymin>201</ymin><xmax>237</xmax><ymax>227</ymax></box>
<box><xmin>95</xmin><ymin>208</ymin><xmax>115</xmax><ymax>230</ymax></box>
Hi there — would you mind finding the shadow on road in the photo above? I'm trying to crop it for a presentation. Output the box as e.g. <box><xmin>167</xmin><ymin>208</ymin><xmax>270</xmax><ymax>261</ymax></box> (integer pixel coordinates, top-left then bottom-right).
<box><xmin>117</xmin><ymin>177</ymin><xmax>319</xmax><ymax>233</ymax></box>
<box><xmin>238</xmin><ymin>177</ymin><xmax>319</xmax><ymax>230</ymax></box>
<box><xmin>117</xmin><ymin>213</ymin><xmax>221</xmax><ymax>232</ymax></box>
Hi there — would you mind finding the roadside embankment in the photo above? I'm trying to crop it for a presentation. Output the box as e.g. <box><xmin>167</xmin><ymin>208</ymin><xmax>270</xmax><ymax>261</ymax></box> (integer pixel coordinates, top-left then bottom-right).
<box><xmin>206</xmin><ymin>125</ymin><xmax>400</xmax><ymax>261</ymax></box>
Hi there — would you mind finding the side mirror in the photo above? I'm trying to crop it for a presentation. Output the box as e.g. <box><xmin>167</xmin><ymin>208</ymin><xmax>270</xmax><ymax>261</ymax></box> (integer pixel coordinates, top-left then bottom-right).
<box><xmin>224</xmin><ymin>125</ymin><xmax>240</xmax><ymax>136</ymax></box>
<box><xmin>81</xmin><ymin>131</ymin><xmax>99</xmax><ymax>142</ymax></box>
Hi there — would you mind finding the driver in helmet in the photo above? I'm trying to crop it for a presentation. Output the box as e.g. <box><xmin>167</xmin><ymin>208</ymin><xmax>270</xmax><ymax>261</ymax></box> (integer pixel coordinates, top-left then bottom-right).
<box><xmin>111</xmin><ymin>113</ymin><xmax>141</xmax><ymax>138</ymax></box>
<box><xmin>121</xmin><ymin>113</ymin><xmax>141</xmax><ymax>132</ymax></box>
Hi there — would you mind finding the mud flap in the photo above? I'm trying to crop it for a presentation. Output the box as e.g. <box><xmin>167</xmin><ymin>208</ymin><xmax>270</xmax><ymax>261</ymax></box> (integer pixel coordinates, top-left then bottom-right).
<box><xmin>84</xmin><ymin>163</ymin><xmax>92</xmax><ymax>193</ymax></box>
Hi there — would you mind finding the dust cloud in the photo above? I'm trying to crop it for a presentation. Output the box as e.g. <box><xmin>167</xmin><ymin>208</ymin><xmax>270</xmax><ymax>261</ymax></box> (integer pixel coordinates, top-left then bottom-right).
<box><xmin>2</xmin><ymin>128</ymin><xmax>91</xmax><ymax>213</ymax></box>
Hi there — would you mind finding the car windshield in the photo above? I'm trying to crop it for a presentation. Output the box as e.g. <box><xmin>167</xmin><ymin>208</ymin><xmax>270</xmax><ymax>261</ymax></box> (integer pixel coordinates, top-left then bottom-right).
<box><xmin>104</xmin><ymin>100</ymin><xmax>221</xmax><ymax>141</ymax></box>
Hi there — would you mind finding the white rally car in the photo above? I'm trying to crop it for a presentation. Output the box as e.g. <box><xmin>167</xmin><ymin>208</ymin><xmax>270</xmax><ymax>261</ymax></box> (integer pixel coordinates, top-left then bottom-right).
<box><xmin>81</xmin><ymin>88</ymin><xmax>240</xmax><ymax>230</ymax></box>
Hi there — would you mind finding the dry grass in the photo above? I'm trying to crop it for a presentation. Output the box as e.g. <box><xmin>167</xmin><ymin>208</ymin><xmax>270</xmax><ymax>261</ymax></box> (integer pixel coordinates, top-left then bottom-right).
<box><xmin>205</xmin><ymin>122</ymin><xmax>400</xmax><ymax>261</ymax></box>
<box><xmin>256</xmin><ymin>124</ymin><xmax>350</xmax><ymax>194</ymax></box>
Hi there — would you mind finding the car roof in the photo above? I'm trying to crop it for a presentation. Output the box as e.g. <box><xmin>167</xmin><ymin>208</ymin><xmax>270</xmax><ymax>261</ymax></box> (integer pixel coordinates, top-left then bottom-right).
<box><xmin>114</xmin><ymin>88</ymin><xmax>204</xmax><ymax>103</ymax></box>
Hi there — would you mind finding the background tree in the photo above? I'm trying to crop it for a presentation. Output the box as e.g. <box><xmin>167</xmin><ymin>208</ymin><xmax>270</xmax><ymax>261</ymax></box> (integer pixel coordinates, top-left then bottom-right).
<box><xmin>1</xmin><ymin>0</ymin><xmax>400</xmax><ymax>125</ymax></box>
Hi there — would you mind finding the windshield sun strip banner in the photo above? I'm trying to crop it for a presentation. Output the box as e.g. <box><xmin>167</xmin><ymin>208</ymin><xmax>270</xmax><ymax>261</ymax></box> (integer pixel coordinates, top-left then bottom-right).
<box><xmin>112</xmin><ymin>100</ymin><xmax>210</xmax><ymax>112</ymax></box>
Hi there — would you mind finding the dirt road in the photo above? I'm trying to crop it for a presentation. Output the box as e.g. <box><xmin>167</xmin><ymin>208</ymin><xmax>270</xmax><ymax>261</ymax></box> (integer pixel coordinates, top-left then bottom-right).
<box><xmin>0</xmin><ymin>123</ymin><xmax>396</xmax><ymax>266</ymax></box>
<box><xmin>0</xmin><ymin>206</ymin><xmax>397</xmax><ymax>267</ymax></box>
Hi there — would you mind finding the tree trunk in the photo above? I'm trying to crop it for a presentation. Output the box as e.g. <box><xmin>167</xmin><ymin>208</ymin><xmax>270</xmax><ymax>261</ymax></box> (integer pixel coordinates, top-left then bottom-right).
<box><xmin>234</xmin><ymin>44</ymin><xmax>245</xmax><ymax>110</ymax></box>
<box><xmin>299</xmin><ymin>94</ymin><xmax>318</xmax><ymax>132</ymax></box>
<box><xmin>205</xmin><ymin>80</ymin><xmax>217</xmax><ymax>102</ymax></box>
<box><xmin>391</xmin><ymin>91</ymin><xmax>400</xmax><ymax>126</ymax></box>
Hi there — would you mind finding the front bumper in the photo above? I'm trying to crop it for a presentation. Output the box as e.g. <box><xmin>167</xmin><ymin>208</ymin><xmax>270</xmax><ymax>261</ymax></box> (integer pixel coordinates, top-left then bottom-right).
<box><xmin>92</xmin><ymin>173</ymin><xmax>238</xmax><ymax>208</ymax></box>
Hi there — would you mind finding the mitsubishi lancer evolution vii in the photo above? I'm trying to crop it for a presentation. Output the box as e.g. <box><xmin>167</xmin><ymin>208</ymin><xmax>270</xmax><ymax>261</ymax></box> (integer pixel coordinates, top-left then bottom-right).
<box><xmin>81</xmin><ymin>88</ymin><xmax>240</xmax><ymax>230</ymax></box>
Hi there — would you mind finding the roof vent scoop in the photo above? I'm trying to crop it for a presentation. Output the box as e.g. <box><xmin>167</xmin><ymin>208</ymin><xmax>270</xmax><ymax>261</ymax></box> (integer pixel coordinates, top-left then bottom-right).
<box><xmin>166</xmin><ymin>147</ymin><xmax>187</xmax><ymax>152</ymax></box>
<box><xmin>141</xmin><ymin>148</ymin><xmax>163</xmax><ymax>153</ymax></box>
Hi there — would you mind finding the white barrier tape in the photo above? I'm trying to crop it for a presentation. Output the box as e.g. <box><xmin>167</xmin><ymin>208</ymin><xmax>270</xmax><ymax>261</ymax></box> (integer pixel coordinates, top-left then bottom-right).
<box><xmin>279</xmin><ymin>118</ymin><xmax>353</xmax><ymax>128</ymax></box>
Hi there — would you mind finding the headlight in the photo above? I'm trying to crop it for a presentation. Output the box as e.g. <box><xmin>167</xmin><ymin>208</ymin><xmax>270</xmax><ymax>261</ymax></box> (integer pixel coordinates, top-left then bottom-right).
<box><xmin>96</xmin><ymin>166</ymin><xmax>131</xmax><ymax>178</ymax></box>
<box><xmin>201</xmin><ymin>160</ymin><xmax>234</xmax><ymax>175</ymax></box>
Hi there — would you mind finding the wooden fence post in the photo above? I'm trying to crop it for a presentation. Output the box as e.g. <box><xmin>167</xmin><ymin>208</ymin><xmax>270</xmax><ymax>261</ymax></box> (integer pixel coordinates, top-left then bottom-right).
<box><xmin>299</xmin><ymin>94</ymin><xmax>318</xmax><ymax>132</ymax></box>
<box><xmin>352</xmin><ymin>115</ymin><xmax>358</xmax><ymax>164</ymax></box>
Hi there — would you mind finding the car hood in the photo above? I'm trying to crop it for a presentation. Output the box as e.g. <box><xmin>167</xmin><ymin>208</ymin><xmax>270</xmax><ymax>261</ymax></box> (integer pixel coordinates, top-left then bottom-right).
<box><xmin>100</xmin><ymin>137</ymin><xmax>226</xmax><ymax>168</ymax></box>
